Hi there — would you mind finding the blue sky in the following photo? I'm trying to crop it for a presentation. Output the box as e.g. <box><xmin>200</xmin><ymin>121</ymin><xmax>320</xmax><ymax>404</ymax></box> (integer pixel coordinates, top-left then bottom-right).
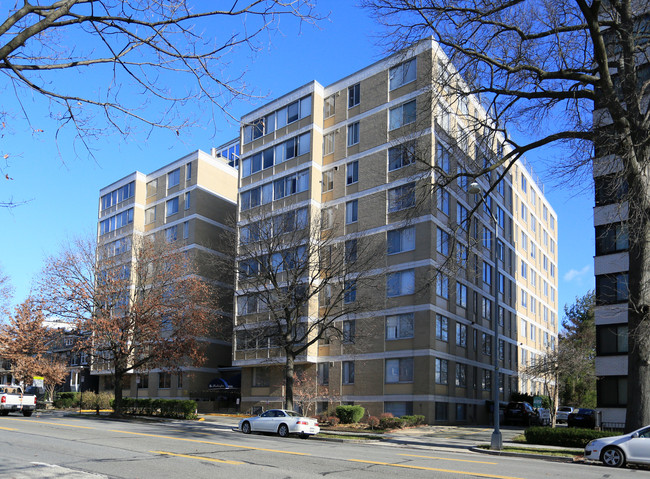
<box><xmin>0</xmin><ymin>4</ymin><xmax>594</xmax><ymax>319</ymax></box>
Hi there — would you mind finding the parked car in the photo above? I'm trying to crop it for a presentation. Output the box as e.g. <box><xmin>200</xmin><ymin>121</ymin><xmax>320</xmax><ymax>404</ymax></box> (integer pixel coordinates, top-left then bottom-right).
<box><xmin>584</xmin><ymin>425</ymin><xmax>650</xmax><ymax>467</ymax></box>
<box><xmin>556</xmin><ymin>406</ymin><xmax>574</xmax><ymax>424</ymax></box>
<box><xmin>239</xmin><ymin>409</ymin><xmax>320</xmax><ymax>438</ymax></box>
<box><xmin>567</xmin><ymin>408</ymin><xmax>597</xmax><ymax>428</ymax></box>
<box><xmin>536</xmin><ymin>407</ymin><xmax>551</xmax><ymax>426</ymax></box>
<box><xmin>504</xmin><ymin>401</ymin><xmax>539</xmax><ymax>426</ymax></box>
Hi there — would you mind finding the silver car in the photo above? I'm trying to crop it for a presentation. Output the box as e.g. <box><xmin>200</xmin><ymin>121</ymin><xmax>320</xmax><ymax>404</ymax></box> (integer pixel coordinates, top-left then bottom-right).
<box><xmin>239</xmin><ymin>409</ymin><xmax>320</xmax><ymax>438</ymax></box>
<box><xmin>584</xmin><ymin>426</ymin><xmax>650</xmax><ymax>467</ymax></box>
<box><xmin>556</xmin><ymin>406</ymin><xmax>574</xmax><ymax>423</ymax></box>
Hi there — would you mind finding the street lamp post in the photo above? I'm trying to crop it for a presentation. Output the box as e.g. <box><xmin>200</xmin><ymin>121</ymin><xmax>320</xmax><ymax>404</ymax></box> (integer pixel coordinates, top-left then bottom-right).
<box><xmin>468</xmin><ymin>182</ymin><xmax>503</xmax><ymax>451</ymax></box>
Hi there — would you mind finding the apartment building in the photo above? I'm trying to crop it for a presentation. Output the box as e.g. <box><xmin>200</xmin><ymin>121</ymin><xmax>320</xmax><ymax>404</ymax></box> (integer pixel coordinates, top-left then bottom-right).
<box><xmin>96</xmin><ymin>148</ymin><xmax>238</xmax><ymax>399</ymax></box>
<box><xmin>233</xmin><ymin>39</ymin><xmax>558</xmax><ymax>423</ymax></box>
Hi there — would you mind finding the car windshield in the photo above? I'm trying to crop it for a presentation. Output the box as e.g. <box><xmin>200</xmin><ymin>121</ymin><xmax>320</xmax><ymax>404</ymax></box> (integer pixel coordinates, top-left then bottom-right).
<box><xmin>577</xmin><ymin>408</ymin><xmax>593</xmax><ymax>414</ymax></box>
<box><xmin>559</xmin><ymin>407</ymin><xmax>571</xmax><ymax>412</ymax></box>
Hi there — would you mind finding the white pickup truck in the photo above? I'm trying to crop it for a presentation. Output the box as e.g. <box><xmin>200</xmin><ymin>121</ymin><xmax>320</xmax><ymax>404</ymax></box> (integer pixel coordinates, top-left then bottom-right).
<box><xmin>0</xmin><ymin>385</ymin><xmax>37</xmax><ymax>417</ymax></box>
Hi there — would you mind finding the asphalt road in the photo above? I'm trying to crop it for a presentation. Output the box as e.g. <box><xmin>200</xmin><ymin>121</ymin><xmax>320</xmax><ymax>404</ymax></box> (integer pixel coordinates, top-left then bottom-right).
<box><xmin>0</xmin><ymin>412</ymin><xmax>642</xmax><ymax>478</ymax></box>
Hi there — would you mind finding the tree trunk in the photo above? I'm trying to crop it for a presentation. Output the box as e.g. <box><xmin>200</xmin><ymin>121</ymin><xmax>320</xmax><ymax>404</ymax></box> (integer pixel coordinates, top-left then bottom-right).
<box><xmin>625</xmin><ymin>166</ymin><xmax>650</xmax><ymax>432</ymax></box>
<box><xmin>113</xmin><ymin>369</ymin><xmax>124</xmax><ymax>417</ymax></box>
<box><xmin>284</xmin><ymin>353</ymin><xmax>295</xmax><ymax>411</ymax></box>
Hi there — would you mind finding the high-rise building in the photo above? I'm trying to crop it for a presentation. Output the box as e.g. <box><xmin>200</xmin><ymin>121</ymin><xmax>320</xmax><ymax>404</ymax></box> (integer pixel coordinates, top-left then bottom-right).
<box><xmin>96</xmin><ymin>148</ymin><xmax>238</xmax><ymax>398</ymax></box>
<box><xmin>233</xmin><ymin>39</ymin><xmax>558</xmax><ymax>423</ymax></box>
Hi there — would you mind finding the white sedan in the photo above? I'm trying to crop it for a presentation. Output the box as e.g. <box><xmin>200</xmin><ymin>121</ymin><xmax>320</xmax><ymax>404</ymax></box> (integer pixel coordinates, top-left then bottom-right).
<box><xmin>239</xmin><ymin>409</ymin><xmax>320</xmax><ymax>438</ymax></box>
<box><xmin>584</xmin><ymin>426</ymin><xmax>650</xmax><ymax>467</ymax></box>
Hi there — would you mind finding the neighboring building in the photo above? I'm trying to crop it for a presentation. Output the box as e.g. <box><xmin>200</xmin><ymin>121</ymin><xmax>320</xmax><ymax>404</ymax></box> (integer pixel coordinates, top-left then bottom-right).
<box><xmin>47</xmin><ymin>330</ymin><xmax>98</xmax><ymax>394</ymax></box>
<box><xmin>592</xmin><ymin>109</ymin><xmax>631</xmax><ymax>427</ymax></box>
<box><xmin>233</xmin><ymin>39</ymin><xmax>558</xmax><ymax>423</ymax></box>
<box><xmin>96</xmin><ymin>148</ymin><xmax>238</xmax><ymax>399</ymax></box>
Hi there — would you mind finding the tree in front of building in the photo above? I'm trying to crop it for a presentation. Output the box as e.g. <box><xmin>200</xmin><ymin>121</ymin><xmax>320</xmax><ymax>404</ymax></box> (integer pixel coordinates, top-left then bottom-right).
<box><xmin>362</xmin><ymin>0</ymin><xmax>649</xmax><ymax>432</ymax></box>
<box><xmin>38</xmin><ymin>236</ymin><xmax>216</xmax><ymax>416</ymax></box>
<box><xmin>0</xmin><ymin>265</ymin><xmax>12</xmax><ymax>318</ymax></box>
<box><xmin>234</xmin><ymin>209</ymin><xmax>380</xmax><ymax>411</ymax></box>
<box><xmin>559</xmin><ymin>292</ymin><xmax>596</xmax><ymax>408</ymax></box>
<box><xmin>0</xmin><ymin>298</ymin><xmax>68</xmax><ymax>394</ymax></box>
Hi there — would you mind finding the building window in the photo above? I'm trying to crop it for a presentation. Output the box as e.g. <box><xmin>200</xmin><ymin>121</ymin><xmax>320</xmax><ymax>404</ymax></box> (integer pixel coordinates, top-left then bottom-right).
<box><xmin>345</xmin><ymin>200</ymin><xmax>358</xmax><ymax>224</ymax></box>
<box><xmin>168</xmin><ymin>168</ymin><xmax>180</xmax><ymax>188</ymax></box>
<box><xmin>436</xmin><ymin>273</ymin><xmax>449</xmax><ymax>299</ymax></box>
<box><xmin>324</xmin><ymin>94</ymin><xmax>336</xmax><ymax>118</ymax></box>
<box><xmin>323</xmin><ymin>132</ymin><xmax>335</xmax><ymax>155</ymax></box>
<box><xmin>482</xmin><ymin>370</ymin><xmax>492</xmax><ymax>390</ymax></box>
<box><xmin>595</xmin><ymin>174</ymin><xmax>628</xmax><ymax>206</ymax></box>
<box><xmin>166</xmin><ymin>197</ymin><xmax>179</xmax><ymax>216</ymax></box>
<box><xmin>387</xmin><ymin>269</ymin><xmax>415</xmax><ymax>297</ymax></box>
<box><xmin>99</xmin><ymin>208</ymin><xmax>134</xmax><ymax>235</ymax></box>
<box><xmin>348</xmin><ymin>83</ymin><xmax>360</xmax><ymax>108</ymax></box>
<box><xmin>386</xmin><ymin>313</ymin><xmax>414</xmax><ymax>340</ymax></box>
<box><xmin>137</xmin><ymin>374</ymin><xmax>149</xmax><ymax>389</ymax></box>
<box><xmin>159</xmin><ymin>372</ymin><xmax>171</xmax><ymax>389</ymax></box>
<box><xmin>385</xmin><ymin>401</ymin><xmax>413</xmax><ymax>417</ymax></box>
<box><xmin>455</xmin><ymin>363</ymin><xmax>467</xmax><ymax>388</ymax></box>
<box><xmin>389</xmin><ymin>58</ymin><xmax>416</xmax><ymax>90</ymax></box>
<box><xmin>483</xmin><ymin>262</ymin><xmax>493</xmax><ymax>285</ymax></box>
<box><xmin>318</xmin><ymin>363</ymin><xmax>329</xmax><ymax>385</ymax></box>
<box><xmin>436</xmin><ymin>142</ymin><xmax>450</xmax><ymax>173</ymax></box>
<box><xmin>437</xmin><ymin>188</ymin><xmax>450</xmax><ymax>215</ymax></box>
<box><xmin>597</xmin><ymin>376</ymin><xmax>627</xmax><ymax>407</ymax></box>
<box><xmin>322</xmin><ymin>170</ymin><xmax>334</xmax><ymax>192</ymax></box>
<box><xmin>321</xmin><ymin>208</ymin><xmax>334</xmax><ymax>230</ymax></box>
<box><xmin>347</xmin><ymin>122</ymin><xmax>360</xmax><ymax>146</ymax></box>
<box><xmin>185</xmin><ymin>191</ymin><xmax>191</xmax><ymax>210</ymax></box>
<box><xmin>342</xmin><ymin>319</ymin><xmax>355</xmax><ymax>343</ymax></box>
<box><xmin>388</xmin><ymin>182</ymin><xmax>416</xmax><ymax>212</ymax></box>
<box><xmin>186</xmin><ymin>162</ymin><xmax>192</xmax><ymax>180</ymax></box>
<box><xmin>344</xmin><ymin>280</ymin><xmax>357</xmax><ymax>303</ymax></box>
<box><xmin>482</xmin><ymin>333</ymin><xmax>492</xmax><ymax>356</ymax></box>
<box><xmin>345</xmin><ymin>239</ymin><xmax>357</xmax><ymax>263</ymax></box>
<box><xmin>595</xmin><ymin>223</ymin><xmax>629</xmax><ymax>255</ymax></box>
<box><xmin>435</xmin><ymin>402</ymin><xmax>448</xmax><ymax>421</ymax></box>
<box><xmin>482</xmin><ymin>297</ymin><xmax>492</xmax><ymax>321</ymax></box>
<box><xmin>457</xmin><ymin>203</ymin><xmax>468</xmax><ymax>230</ymax></box>
<box><xmin>252</xmin><ymin>367</ymin><xmax>269</xmax><ymax>387</ymax></box>
<box><xmin>101</xmin><ymin>181</ymin><xmax>135</xmax><ymax>210</ymax></box>
<box><xmin>183</xmin><ymin>221</ymin><xmax>189</xmax><ymax>239</ymax></box>
<box><xmin>146</xmin><ymin>179</ymin><xmax>157</xmax><ymax>197</ymax></box>
<box><xmin>597</xmin><ymin>324</ymin><xmax>629</xmax><ymax>355</ymax></box>
<box><xmin>145</xmin><ymin>207</ymin><xmax>156</xmax><ymax>225</ymax></box>
<box><xmin>165</xmin><ymin>225</ymin><xmax>177</xmax><ymax>243</ymax></box>
<box><xmin>385</xmin><ymin>357</ymin><xmax>413</xmax><ymax>383</ymax></box>
<box><xmin>436</xmin><ymin>315</ymin><xmax>449</xmax><ymax>341</ymax></box>
<box><xmin>389</xmin><ymin>100</ymin><xmax>416</xmax><ymax>130</ymax></box>
<box><xmin>456</xmin><ymin>323</ymin><xmax>467</xmax><ymax>347</ymax></box>
<box><xmin>388</xmin><ymin>142</ymin><xmax>415</xmax><ymax>171</ymax></box>
<box><xmin>435</xmin><ymin>358</ymin><xmax>448</xmax><ymax>384</ymax></box>
<box><xmin>342</xmin><ymin>361</ymin><xmax>355</xmax><ymax>384</ymax></box>
<box><xmin>346</xmin><ymin>160</ymin><xmax>359</xmax><ymax>184</ymax></box>
<box><xmin>596</xmin><ymin>272</ymin><xmax>629</xmax><ymax>304</ymax></box>
<box><xmin>387</xmin><ymin>226</ymin><xmax>415</xmax><ymax>254</ymax></box>
<box><xmin>437</xmin><ymin>228</ymin><xmax>450</xmax><ymax>255</ymax></box>
<box><xmin>456</xmin><ymin>282</ymin><xmax>467</xmax><ymax>308</ymax></box>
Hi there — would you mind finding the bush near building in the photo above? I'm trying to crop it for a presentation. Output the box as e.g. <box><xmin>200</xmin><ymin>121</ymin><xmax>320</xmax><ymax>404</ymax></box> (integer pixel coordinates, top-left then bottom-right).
<box><xmin>336</xmin><ymin>405</ymin><xmax>365</xmax><ymax>424</ymax></box>
<box><xmin>116</xmin><ymin>398</ymin><xmax>198</xmax><ymax>419</ymax></box>
<box><xmin>524</xmin><ymin>426</ymin><xmax>612</xmax><ymax>448</ymax></box>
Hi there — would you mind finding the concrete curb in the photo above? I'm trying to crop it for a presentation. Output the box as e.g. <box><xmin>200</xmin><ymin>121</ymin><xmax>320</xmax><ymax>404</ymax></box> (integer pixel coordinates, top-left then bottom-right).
<box><xmin>471</xmin><ymin>446</ymin><xmax>583</xmax><ymax>463</ymax></box>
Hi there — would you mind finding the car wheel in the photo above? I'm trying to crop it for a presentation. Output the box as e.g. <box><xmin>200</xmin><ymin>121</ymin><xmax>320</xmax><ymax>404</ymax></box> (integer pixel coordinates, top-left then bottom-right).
<box><xmin>22</xmin><ymin>410</ymin><xmax>33</xmax><ymax>417</ymax></box>
<box><xmin>241</xmin><ymin>421</ymin><xmax>251</xmax><ymax>434</ymax></box>
<box><xmin>278</xmin><ymin>424</ymin><xmax>290</xmax><ymax>438</ymax></box>
<box><xmin>0</xmin><ymin>410</ymin><xmax>9</xmax><ymax>416</ymax></box>
<box><xmin>602</xmin><ymin>447</ymin><xmax>626</xmax><ymax>468</ymax></box>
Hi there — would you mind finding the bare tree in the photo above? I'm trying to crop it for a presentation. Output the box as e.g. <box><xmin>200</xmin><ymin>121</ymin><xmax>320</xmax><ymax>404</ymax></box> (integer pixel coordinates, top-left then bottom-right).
<box><xmin>232</xmin><ymin>208</ymin><xmax>380</xmax><ymax>411</ymax></box>
<box><xmin>362</xmin><ymin>0</ymin><xmax>650</xmax><ymax>432</ymax></box>
<box><xmin>0</xmin><ymin>264</ymin><xmax>12</xmax><ymax>317</ymax></box>
<box><xmin>37</xmin><ymin>235</ymin><xmax>218</xmax><ymax>415</ymax></box>
<box><xmin>0</xmin><ymin>298</ymin><xmax>68</xmax><ymax>393</ymax></box>
<box><xmin>0</xmin><ymin>1</ymin><xmax>318</xmax><ymax>139</ymax></box>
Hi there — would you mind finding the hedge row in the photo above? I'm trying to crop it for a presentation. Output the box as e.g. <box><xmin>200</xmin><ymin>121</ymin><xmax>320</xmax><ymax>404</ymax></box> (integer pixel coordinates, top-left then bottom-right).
<box><xmin>379</xmin><ymin>414</ymin><xmax>425</xmax><ymax>429</ymax></box>
<box><xmin>524</xmin><ymin>426</ymin><xmax>613</xmax><ymax>448</ymax></box>
<box><xmin>114</xmin><ymin>398</ymin><xmax>198</xmax><ymax>419</ymax></box>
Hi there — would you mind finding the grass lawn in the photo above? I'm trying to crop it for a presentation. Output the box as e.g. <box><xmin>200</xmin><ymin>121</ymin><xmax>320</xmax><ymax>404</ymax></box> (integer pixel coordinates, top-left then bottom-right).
<box><xmin>477</xmin><ymin>445</ymin><xmax>583</xmax><ymax>457</ymax></box>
